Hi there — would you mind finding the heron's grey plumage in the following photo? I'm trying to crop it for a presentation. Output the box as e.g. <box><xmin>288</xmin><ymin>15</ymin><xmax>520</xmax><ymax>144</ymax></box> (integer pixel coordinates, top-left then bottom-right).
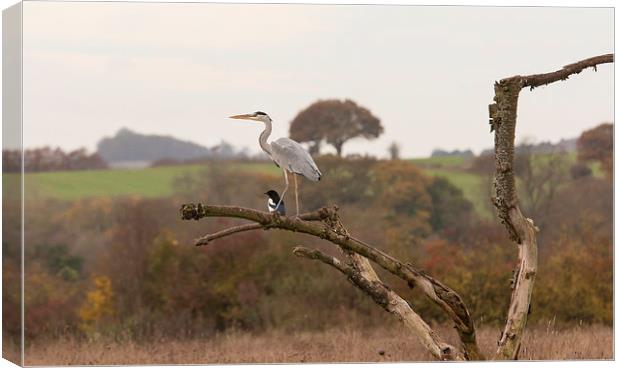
<box><xmin>270</xmin><ymin>137</ymin><xmax>322</xmax><ymax>182</ymax></box>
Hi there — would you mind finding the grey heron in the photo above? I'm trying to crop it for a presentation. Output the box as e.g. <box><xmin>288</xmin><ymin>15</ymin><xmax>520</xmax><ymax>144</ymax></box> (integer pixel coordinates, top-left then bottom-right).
<box><xmin>229</xmin><ymin>111</ymin><xmax>322</xmax><ymax>216</ymax></box>
<box><xmin>264</xmin><ymin>190</ymin><xmax>286</xmax><ymax>216</ymax></box>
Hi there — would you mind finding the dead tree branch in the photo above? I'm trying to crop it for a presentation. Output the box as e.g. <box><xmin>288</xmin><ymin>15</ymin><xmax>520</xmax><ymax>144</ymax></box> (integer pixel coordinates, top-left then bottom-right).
<box><xmin>196</xmin><ymin>223</ymin><xmax>262</xmax><ymax>246</ymax></box>
<box><xmin>521</xmin><ymin>53</ymin><xmax>613</xmax><ymax>90</ymax></box>
<box><xmin>180</xmin><ymin>204</ymin><xmax>478</xmax><ymax>360</ymax></box>
<box><xmin>293</xmin><ymin>246</ymin><xmax>462</xmax><ymax>361</ymax></box>
<box><xmin>488</xmin><ymin>53</ymin><xmax>613</xmax><ymax>360</ymax></box>
<box><xmin>181</xmin><ymin>203</ymin><xmax>335</xmax><ymax>223</ymax></box>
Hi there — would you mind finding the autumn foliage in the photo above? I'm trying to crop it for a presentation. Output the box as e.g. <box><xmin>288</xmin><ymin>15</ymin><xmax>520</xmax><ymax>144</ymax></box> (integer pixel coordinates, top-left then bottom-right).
<box><xmin>1</xmin><ymin>124</ymin><xmax>612</xmax><ymax>343</ymax></box>
<box><xmin>577</xmin><ymin>122</ymin><xmax>613</xmax><ymax>177</ymax></box>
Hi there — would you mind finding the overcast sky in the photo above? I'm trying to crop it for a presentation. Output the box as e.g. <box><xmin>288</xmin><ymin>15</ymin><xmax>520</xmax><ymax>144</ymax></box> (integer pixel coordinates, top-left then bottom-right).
<box><xmin>21</xmin><ymin>2</ymin><xmax>613</xmax><ymax>158</ymax></box>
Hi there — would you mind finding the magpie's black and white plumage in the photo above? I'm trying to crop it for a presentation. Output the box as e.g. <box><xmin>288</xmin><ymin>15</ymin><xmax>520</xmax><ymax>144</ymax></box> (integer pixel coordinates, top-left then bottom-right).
<box><xmin>264</xmin><ymin>190</ymin><xmax>286</xmax><ymax>216</ymax></box>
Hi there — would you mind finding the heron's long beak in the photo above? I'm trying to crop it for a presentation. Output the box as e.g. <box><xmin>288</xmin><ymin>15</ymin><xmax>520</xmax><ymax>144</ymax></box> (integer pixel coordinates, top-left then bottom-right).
<box><xmin>229</xmin><ymin>113</ymin><xmax>257</xmax><ymax>121</ymax></box>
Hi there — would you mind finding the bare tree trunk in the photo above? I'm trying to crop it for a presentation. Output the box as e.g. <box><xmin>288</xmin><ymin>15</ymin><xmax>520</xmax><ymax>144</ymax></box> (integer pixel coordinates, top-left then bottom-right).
<box><xmin>334</xmin><ymin>142</ymin><xmax>344</xmax><ymax>156</ymax></box>
<box><xmin>488</xmin><ymin>53</ymin><xmax>613</xmax><ymax>360</ymax></box>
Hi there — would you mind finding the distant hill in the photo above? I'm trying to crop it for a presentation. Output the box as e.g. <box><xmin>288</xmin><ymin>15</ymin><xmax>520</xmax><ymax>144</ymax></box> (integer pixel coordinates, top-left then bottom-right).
<box><xmin>97</xmin><ymin>128</ymin><xmax>213</xmax><ymax>165</ymax></box>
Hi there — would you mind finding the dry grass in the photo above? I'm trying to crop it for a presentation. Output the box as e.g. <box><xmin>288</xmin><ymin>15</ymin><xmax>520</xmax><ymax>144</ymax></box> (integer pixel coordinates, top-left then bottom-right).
<box><xmin>24</xmin><ymin>324</ymin><xmax>612</xmax><ymax>365</ymax></box>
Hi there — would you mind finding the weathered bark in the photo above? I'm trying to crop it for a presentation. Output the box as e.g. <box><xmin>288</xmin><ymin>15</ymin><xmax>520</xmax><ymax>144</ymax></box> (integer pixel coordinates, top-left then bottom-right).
<box><xmin>488</xmin><ymin>53</ymin><xmax>613</xmax><ymax>360</ymax></box>
<box><xmin>520</xmin><ymin>53</ymin><xmax>613</xmax><ymax>90</ymax></box>
<box><xmin>316</xmin><ymin>214</ymin><xmax>464</xmax><ymax>361</ymax></box>
<box><xmin>196</xmin><ymin>223</ymin><xmax>262</xmax><ymax>245</ymax></box>
<box><xmin>293</xmin><ymin>246</ymin><xmax>462</xmax><ymax>361</ymax></box>
<box><xmin>180</xmin><ymin>204</ymin><xmax>478</xmax><ymax>360</ymax></box>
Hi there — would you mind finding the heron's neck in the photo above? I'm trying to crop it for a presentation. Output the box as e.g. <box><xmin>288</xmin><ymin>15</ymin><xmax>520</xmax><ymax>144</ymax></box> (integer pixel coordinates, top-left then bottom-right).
<box><xmin>259</xmin><ymin>120</ymin><xmax>273</xmax><ymax>156</ymax></box>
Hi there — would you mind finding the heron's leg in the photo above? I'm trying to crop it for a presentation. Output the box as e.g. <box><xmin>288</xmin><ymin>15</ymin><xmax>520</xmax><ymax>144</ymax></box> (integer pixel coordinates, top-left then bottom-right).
<box><xmin>277</xmin><ymin>168</ymin><xmax>289</xmax><ymax>210</ymax></box>
<box><xmin>294</xmin><ymin>173</ymin><xmax>300</xmax><ymax>217</ymax></box>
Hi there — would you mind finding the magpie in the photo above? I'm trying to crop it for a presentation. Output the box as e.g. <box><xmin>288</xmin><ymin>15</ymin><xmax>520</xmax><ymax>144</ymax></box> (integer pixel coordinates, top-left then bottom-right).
<box><xmin>264</xmin><ymin>190</ymin><xmax>286</xmax><ymax>215</ymax></box>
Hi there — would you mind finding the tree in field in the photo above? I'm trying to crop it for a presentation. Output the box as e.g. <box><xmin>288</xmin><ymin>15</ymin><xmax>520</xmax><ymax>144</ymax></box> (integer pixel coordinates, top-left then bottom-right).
<box><xmin>577</xmin><ymin>123</ymin><xmax>613</xmax><ymax>177</ymax></box>
<box><xmin>289</xmin><ymin>99</ymin><xmax>384</xmax><ymax>156</ymax></box>
<box><xmin>388</xmin><ymin>141</ymin><xmax>401</xmax><ymax>160</ymax></box>
<box><xmin>181</xmin><ymin>54</ymin><xmax>613</xmax><ymax>361</ymax></box>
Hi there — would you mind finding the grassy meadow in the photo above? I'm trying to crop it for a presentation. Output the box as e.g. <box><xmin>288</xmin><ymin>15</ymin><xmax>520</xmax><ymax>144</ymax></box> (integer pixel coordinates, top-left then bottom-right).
<box><xmin>5</xmin><ymin>162</ymin><xmax>280</xmax><ymax>200</ymax></box>
<box><xmin>24</xmin><ymin>324</ymin><xmax>612</xmax><ymax>365</ymax></box>
<box><xmin>7</xmin><ymin>157</ymin><xmax>494</xmax><ymax>215</ymax></box>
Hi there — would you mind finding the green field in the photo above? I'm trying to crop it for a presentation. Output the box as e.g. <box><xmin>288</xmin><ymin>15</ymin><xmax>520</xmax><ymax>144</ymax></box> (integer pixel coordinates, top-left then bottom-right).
<box><xmin>423</xmin><ymin>168</ymin><xmax>491</xmax><ymax>219</ymax></box>
<box><xmin>408</xmin><ymin>156</ymin><xmax>490</xmax><ymax>218</ymax></box>
<box><xmin>4</xmin><ymin>159</ymin><xmax>493</xmax><ymax>218</ymax></box>
<box><xmin>3</xmin><ymin>163</ymin><xmax>280</xmax><ymax>201</ymax></box>
<box><xmin>8</xmin><ymin>161</ymin><xmax>480</xmax><ymax>200</ymax></box>
<box><xmin>9</xmin><ymin>154</ymin><xmax>594</xmax><ymax>220</ymax></box>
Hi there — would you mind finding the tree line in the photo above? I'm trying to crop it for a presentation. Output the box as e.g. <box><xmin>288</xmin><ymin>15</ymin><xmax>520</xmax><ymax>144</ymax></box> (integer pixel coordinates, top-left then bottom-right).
<box><xmin>3</xmin><ymin>147</ymin><xmax>107</xmax><ymax>172</ymax></box>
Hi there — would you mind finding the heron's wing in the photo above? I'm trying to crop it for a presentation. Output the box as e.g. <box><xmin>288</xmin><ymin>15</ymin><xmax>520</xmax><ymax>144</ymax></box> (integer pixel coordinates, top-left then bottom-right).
<box><xmin>271</xmin><ymin>138</ymin><xmax>322</xmax><ymax>182</ymax></box>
